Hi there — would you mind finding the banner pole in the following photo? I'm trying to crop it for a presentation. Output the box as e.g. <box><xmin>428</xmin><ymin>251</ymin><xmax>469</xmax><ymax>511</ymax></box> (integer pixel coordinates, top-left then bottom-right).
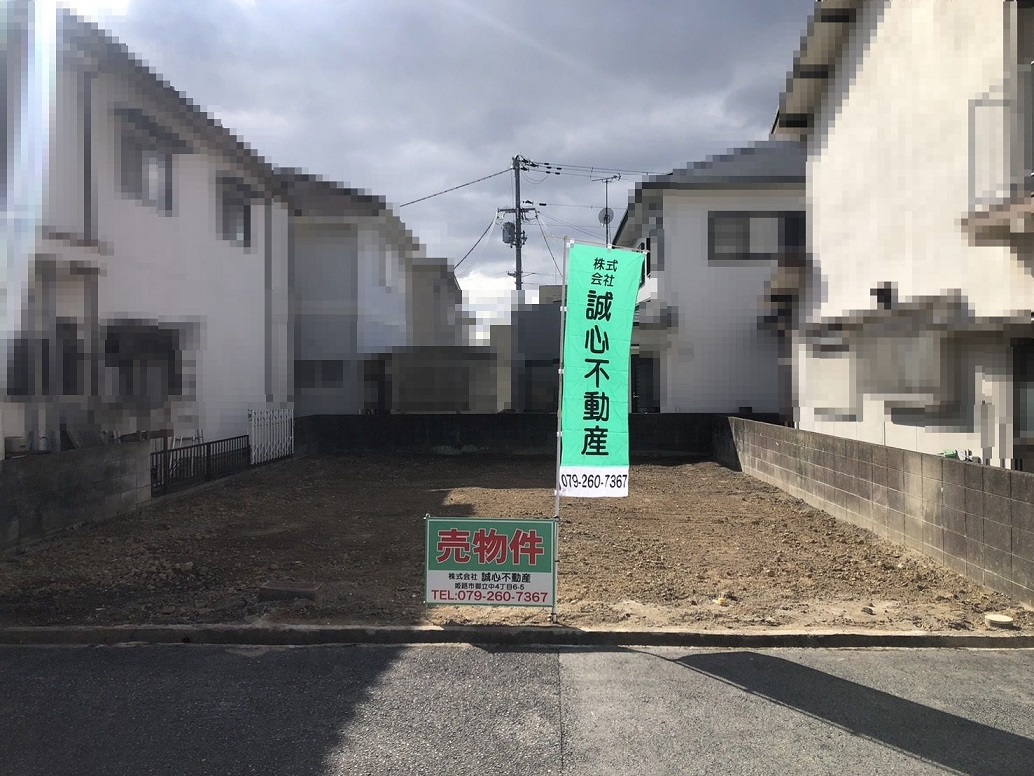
<box><xmin>551</xmin><ymin>237</ymin><xmax>571</xmax><ymax>624</ymax></box>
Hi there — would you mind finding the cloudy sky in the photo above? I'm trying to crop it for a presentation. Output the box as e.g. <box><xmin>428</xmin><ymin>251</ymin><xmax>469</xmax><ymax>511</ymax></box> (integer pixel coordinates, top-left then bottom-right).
<box><xmin>67</xmin><ymin>0</ymin><xmax>814</xmax><ymax>322</ymax></box>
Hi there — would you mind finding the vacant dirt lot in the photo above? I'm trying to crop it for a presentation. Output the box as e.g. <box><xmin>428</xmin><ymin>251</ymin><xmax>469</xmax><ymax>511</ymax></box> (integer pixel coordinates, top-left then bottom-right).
<box><xmin>1</xmin><ymin>453</ymin><xmax>1031</xmax><ymax>633</ymax></box>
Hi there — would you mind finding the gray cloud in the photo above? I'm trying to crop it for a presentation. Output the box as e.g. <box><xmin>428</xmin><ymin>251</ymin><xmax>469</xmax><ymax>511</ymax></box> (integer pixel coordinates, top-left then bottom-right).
<box><xmin>93</xmin><ymin>0</ymin><xmax>815</xmax><ymax>304</ymax></box>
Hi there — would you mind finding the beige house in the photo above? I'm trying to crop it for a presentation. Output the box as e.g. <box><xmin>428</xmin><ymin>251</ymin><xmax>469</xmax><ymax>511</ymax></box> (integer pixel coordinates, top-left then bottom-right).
<box><xmin>407</xmin><ymin>257</ymin><xmax>467</xmax><ymax>347</ymax></box>
<box><xmin>774</xmin><ymin>0</ymin><xmax>1034</xmax><ymax>469</ymax></box>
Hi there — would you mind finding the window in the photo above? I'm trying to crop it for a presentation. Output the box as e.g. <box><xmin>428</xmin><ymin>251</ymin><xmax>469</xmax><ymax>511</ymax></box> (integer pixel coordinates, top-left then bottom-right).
<box><xmin>120</xmin><ymin>126</ymin><xmax>173</xmax><ymax>211</ymax></box>
<box><xmin>217</xmin><ymin>176</ymin><xmax>253</xmax><ymax>247</ymax></box>
<box><xmin>103</xmin><ymin>325</ymin><xmax>182</xmax><ymax>410</ymax></box>
<box><xmin>708</xmin><ymin>211</ymin><xmax>806</xmax><ymax>262</ymax></box>
<box><xmin>378</xmin><ymin>246</ymin><xmax>398</xmax><ymax>289</ymax></box>
<box><xmin>295</xmin><ymin>359</ymin><xmax>344</xmax><ymax>390</ymax></box>
<box><xmin>638</xmin><ymin>237</ymin><xmax>652</xmax><ymax>287</ymax></box>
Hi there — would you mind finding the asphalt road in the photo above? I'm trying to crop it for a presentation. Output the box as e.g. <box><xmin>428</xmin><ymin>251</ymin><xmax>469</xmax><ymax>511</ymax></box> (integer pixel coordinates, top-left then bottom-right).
<box><xmin>1</xmin><ymin>644</ymin><xmax>1033</xmax><ymax>775</ymax></box>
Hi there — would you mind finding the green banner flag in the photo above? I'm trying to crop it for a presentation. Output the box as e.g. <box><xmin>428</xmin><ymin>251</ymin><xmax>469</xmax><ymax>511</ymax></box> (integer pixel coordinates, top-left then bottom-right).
<box><xmin>559</xmin><ymin>242</ymin><xmax>644</xmax><ymax>498</ymax></box>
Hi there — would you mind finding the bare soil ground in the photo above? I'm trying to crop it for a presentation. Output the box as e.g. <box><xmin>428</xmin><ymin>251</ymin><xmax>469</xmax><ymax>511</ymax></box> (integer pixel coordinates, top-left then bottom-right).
<box><xmin>1</xmin><ymin>453</ymin><xmax>1031</xmax><ymax>633</ymax></box>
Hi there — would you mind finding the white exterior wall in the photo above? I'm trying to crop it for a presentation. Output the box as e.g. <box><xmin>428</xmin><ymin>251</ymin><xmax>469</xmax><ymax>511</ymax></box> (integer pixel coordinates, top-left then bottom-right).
<box><xmin>95</xmin><ymin>78</ymin><xmax>271</xmax><ymax>439</ymax></box>
<box><xmin>267</xmin><ymin>200</ymin><xmax>293</xmax><ymax>406</ymax></box>
<box><xmin>30</xmin><ymin>61</ymin><xmax>284</xmax><ymax>442</ymax></box>
<box><xmin>292</xmin><ymin>221</ymin><xmax>361</xmax><ymax>415</ymax></box>
<box><xmin>356</xmin><ymin>222</ymin><xmax>409</xmax><ymax>354</ymax></box>
<box><xmin>807</xmin><ymin>0</ymin><xmax>1018</xmax><ymax>321</ymax></box>
<box><xmin>42</xmin><ymin>52</ymin><xmax>87</xmax><ymax>237</ymax></box>
<box><xmin>799</xmin><ymin>0</ymin><xmax>1031</xmax><ymax>461</ymax></box>
<box><xmin>657</xmin><ymin>188</ymin><xmax>801</xmax><ymax>413</ymax></box>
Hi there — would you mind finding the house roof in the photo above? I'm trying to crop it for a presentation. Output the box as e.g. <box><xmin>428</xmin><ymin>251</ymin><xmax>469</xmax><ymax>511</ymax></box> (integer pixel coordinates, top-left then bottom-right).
<box><xmin>12</xmin><ymin>0</ymin><xmax>418</xmax><ymax>233</ymax></box>
<box><xmin>275</xmin><ymin>170</ymin><xmax>389</xmax><ymax>218</ymax></box>
<box><xmin>770</xmin><ymin>0</ymin><xmax>862</xmax><ymax>140</ymax></box>
<box><xmin>277</xmin><ymin>169</ymin><xmax>423</xmax><ymax>255</ymax></box>
<box><xmin>642</xmin><ymin>139</ymin><xmax>807</xmax><ymax>190</ymax></box>
<box><xmin>613</xmin><ymin>139</ymin><xmax>806</xmax><ymax>246</ymax></box>
<box><xmin>30</xmin><ymin>1</ymin><xmax>280</xmax><ymax>185</ymax></box>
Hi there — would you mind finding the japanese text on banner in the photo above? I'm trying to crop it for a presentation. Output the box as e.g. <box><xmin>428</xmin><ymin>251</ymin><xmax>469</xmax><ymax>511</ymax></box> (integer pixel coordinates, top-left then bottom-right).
<box><xmin>425</xmin><ymin>518</ymin><xmax>556</xmax><ymax>607</ymax></box>
<box><xmin>559</xmin><ymin>243</ymin><xmax>644</xmax><ymax>498</ymax></box>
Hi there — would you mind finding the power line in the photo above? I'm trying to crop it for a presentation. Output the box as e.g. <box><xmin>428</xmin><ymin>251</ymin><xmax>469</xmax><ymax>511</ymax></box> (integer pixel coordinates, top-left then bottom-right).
<box><xmin>533</xmin><ymin>213</ymin><xmax>563</xmax><ymax>280</ymax></box>
<box><xmin>538</xmin><ymin>211</ymin><xmax>602</xmax><ymax>241</ymax></box>
<box><xmin>455</xmin><ymin>214</ymin><xmax>499</xmax><ymax>272</ymax></box>
<box><xmin>525</xmin><ymin>160</ymin><xmax>663</xmax><ymax>177</ymax></box>
<box><xmin>520</xmin><ymin>169</ymin><xmax>552</xmax><ymax>184</ymax></box>
<box><xmin>399</xmin><ymin>168</ymin><xmax>510</xmax><ymax>208</ymax></box>
<box><xmin>523</xmin><ymin>200</ymin><xmax>602</xmax><ymax>209</ymax></box>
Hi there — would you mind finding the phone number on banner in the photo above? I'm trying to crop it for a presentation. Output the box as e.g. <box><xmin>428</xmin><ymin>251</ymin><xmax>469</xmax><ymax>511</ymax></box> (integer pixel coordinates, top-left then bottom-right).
<box><xmin>558</xmin><ymin>467</ymin><xmax>629</xmax><ymax>497</ymax></box>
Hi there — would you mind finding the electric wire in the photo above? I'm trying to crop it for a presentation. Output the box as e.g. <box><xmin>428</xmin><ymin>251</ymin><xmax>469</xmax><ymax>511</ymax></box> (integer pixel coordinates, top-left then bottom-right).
<box><xmin>524</xmin><ymin>201</ymin><xmax>602</xmax><ymax>209</ymax></box>
<box><xmin>398</xmin><ymin>168</ymin><xmax>511</xmax><ymax>208</ymax></box>
<box><xmin>525</xmin><ymin>160</ymin><xmax>663</xmax><ymax>177</ymax></box>
<box><xmin>534</xmin><ymin>212</ymin><xmax>563</xmax><ymax>280</ymax></box>
<box><xmin>520</xmin><ymin>169</ymin><xmax>552</xmax><ymax>184</ymax></box>
<box><xmin>538</xmin><ymin>211</ymin><xmax>603</xmax><ymax>242</ymax></box>
<box><xmin>457</xmin><ymin>218</ymin><xmax>504</xmax><ymax>281</ymax></box>
<box><xmin>455</xmin><ymin>214</ymin><xmax>499</xmax><ymax>272</ymax></box>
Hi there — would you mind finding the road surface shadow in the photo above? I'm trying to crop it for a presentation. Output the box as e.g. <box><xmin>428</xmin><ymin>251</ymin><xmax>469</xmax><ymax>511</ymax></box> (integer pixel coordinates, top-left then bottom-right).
<box><xmin>0</xmin><ymin>644</ymin><xmax>404</xmax><ymax>776</ymax></box>
<box><xmin>677</xmin><ymin>651</ymin><xmax>1034</xmax><ymax>775</ymax></box>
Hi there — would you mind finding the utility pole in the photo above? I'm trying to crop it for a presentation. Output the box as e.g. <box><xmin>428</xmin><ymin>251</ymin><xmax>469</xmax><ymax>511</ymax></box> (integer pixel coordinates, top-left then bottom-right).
<box><xmin>594</xmin><ymin>173</ymin><xmax>620</xmax><ymax>246</ymax></box>
<box><xmin>513</xmin><ymin>154</ymin><xmax>523</xmax><ymax>294</ymax></box>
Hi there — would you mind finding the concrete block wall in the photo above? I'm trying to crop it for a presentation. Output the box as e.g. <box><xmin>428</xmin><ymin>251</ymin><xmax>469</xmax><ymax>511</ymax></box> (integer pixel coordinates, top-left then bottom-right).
<box><xmin>716</xmin><ymin>417</ymin><xmax>1034</xmax><ymax>606</ymax></box>
<box><xmin>0</xmin><ymin>441</ymin><xmax>152</xmax><ymax>551</ymax></box>
<box><xmin>295</xmin><ymin>413</ymin><xmax>767</xmax><ymax>457</ymax></box>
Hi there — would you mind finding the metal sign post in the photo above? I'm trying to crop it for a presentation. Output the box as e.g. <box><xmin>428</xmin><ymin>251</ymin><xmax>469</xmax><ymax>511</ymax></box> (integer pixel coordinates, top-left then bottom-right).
<box><xmin>551</xmin><ymin>237</ymin><xmax>572</xmax><ymax>623</ymax></box>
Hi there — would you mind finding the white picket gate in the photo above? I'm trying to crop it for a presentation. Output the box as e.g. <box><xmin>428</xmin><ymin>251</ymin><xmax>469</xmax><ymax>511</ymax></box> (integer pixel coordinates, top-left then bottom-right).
<box><xmin>248</xmin><ymin>406</ymin><xmax>294</xmax><ymax>465</ymax></box>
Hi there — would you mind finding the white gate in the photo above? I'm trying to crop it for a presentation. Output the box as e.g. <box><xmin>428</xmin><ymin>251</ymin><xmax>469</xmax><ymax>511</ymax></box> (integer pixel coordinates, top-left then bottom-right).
<box><xmin>248</xmin><ymin>406</ymin><xmax>294</xmax><ymax>465</ymax></box>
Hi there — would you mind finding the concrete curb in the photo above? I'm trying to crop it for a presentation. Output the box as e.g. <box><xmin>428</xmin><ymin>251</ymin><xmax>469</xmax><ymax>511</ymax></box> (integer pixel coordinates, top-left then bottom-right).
<box><xmin>1</xmin><ymin>624</ymin><xmax>1033</xmax><ymax>649</ymax></box>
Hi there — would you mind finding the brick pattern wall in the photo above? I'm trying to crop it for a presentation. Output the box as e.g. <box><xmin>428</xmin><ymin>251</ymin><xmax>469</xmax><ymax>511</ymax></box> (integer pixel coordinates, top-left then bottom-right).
<box><xmin>716</xmin><ymin>417</ymin><xmax>1034</xmax><ymax>606</ymax></box>
<box><xmin>0</xmin><ymin>441</ymin><xmax>152</xmax><ymax>551</ymax></box>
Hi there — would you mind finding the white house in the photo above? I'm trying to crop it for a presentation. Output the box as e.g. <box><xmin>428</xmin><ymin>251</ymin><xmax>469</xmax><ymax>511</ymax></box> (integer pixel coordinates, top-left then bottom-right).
<box><xmin>279</xmin><ymin>171</ymin><xmax>421</xmax><ymax>416</ymax></box>
<box><xmin>773</xmin><ymin>0</ymin><xmax>1034</xmax><ymax>470</ymax></box>
<box><xmin>2</xmin><ymin>1</ymin><xmax>291</xmax><ymax>456</ymax></box>
<box><xmin>613</xmin><ymin>139</ymin><xmax>807</xmax><ymax>418</ymax></box>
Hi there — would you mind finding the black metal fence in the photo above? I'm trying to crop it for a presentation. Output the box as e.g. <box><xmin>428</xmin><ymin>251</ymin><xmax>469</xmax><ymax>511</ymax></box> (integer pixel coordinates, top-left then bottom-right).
<box><xmin>150</xmin><ymin>435</ymin><xmax>251</xmax><ymax>496</ymax></box>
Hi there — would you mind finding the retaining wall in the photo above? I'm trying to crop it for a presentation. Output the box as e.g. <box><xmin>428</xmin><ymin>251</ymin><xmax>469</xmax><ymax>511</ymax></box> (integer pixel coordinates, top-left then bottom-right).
<box><xmin>715</xmin><ymin>417</ymin><xmax>1034</xmax><ymax>606</ymax></box>
<box><xmin>1</xmin><ymin>441</ymin><xmax>151</xmax><ymax>551</ymax></box>
<box><xmin>295</xmin><ymin>413</ymin><xmax>778</xmax><ymax>456</ymax></box>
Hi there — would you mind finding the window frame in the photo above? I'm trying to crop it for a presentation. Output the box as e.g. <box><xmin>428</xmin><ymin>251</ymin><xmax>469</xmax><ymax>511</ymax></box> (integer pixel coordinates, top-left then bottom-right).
<box><xmin>216</xmin><ymin>174</ymin><xmax>255</xmax><ymax>248</ymax></box>
<box><xmin>707</xmin><ymin>210</ymin><xmax>806</xmax><ymax>263</ymax></box>
<box><xmin>118</xmin><ymin>121</ymin><xmax>175</xmax><ymax>213</ymax></box>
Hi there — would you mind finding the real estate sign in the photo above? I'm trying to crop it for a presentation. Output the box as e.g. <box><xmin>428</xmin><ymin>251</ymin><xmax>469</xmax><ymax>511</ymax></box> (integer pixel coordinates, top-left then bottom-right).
<box><xmin>425</xmin><ymin>517</ymin><xmax>556</xmax><ymax>607</ymax></box>
<box><xmin>558</xmin><ymin>243</ymin><xmax>645</xmax><ymax>497</ymax></box>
